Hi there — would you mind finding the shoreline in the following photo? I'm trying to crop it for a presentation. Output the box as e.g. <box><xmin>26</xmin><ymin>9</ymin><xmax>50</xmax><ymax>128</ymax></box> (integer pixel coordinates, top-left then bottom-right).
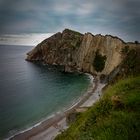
<box><xmin>7</xmin><ymin>74</ymin><xmax>104</xmax><ymax>140</ymax></box>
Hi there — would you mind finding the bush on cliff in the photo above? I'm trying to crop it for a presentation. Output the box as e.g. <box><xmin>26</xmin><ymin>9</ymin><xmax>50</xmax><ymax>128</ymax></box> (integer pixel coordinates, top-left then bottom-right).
<box><xmin>93</xmin><ymin>51</ymin><xmax>106</xmax><ymax>72</ymax></box>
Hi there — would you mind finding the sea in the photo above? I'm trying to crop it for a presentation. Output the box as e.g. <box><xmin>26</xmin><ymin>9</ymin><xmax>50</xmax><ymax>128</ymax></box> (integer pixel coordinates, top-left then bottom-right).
<box><xmin>0</xmin><ymin>34</ymin><xmax>90</xmax><ymax>139</ymax></box>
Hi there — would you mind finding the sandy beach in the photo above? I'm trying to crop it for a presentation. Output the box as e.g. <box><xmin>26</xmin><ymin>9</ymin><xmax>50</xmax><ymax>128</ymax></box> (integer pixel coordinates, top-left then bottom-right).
<box><xmin>9</xmin><ymin>75</ymin><xmax>105</xmax><ymax>140</ymax></box>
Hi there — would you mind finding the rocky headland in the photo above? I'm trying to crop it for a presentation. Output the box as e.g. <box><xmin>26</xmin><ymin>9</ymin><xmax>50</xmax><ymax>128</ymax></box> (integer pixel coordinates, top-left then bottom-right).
<box><xmin>26</xmin><ymin>29</ymin><xmax>140</xmax><ymax>82</ymax></box>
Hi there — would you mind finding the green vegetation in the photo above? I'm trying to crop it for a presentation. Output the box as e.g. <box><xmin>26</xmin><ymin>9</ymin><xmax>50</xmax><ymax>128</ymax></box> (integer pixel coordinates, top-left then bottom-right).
<box><xmin>111</xmin><ymin>47</ymin><xmax>140</xmax><ymax>84</ymax></box>
<box><xmin>122</xmin><ymin>49</ymin><xmax>140</xmax><ymax>76</ymax></box>
<box><xmin>125</xmin><ymin>49</ymin><xmax>137</xmax><ymax>69</ymax></box>
<box><xmin>64</xmin><ymin>29</ymin><xmax>83</xmax><ymax>36</ymax></box>
<box><xmin>62</xmin><ymin>29</ymin><xmax>82</xmax><ymax>48</ymax></box>
<box><xmin>135</xmin><ymin>41</ymin><xmax>139</xmax><ymax>44</ymax></box>
<box><xmin>93</xmin><ymin>51</ymin><xmax>107</xmax><ymax>72</ymax></box>
<box><xmin>55</xmin><ymin>76</ymin><xmax>140</xmax><ymax>140</ymax></box>
<box><xmin>70</xmin><ymin>37</ymin><xmax>81</xmax><ymax>48</ymax></box>
<box><xmin>121</xmin><ymin>46</ymin><xmax>129</xmax><ymax>54</ymax></box>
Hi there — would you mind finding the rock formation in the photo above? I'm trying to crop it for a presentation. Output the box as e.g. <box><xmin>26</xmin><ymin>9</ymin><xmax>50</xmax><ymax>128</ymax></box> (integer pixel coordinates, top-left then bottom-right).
<box><xmin>26</xmin><ymin>29</ymin><xmax>140</xmax><ymax>81</ymax></box>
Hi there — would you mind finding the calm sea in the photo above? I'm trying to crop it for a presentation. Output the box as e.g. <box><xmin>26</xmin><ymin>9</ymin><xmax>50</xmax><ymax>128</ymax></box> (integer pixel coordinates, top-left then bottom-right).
<box><xmin>0</xmin><ymin>45</ymin><xmax>90</xmax><ymax>139</ymax></box>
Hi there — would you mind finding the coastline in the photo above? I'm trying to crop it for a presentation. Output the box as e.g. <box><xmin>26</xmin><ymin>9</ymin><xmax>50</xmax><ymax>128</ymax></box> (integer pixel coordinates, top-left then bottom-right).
<box><xmin>7</xmin><ymin>74</ymin><xmax>105</xmax><ymax>140</ymax></box>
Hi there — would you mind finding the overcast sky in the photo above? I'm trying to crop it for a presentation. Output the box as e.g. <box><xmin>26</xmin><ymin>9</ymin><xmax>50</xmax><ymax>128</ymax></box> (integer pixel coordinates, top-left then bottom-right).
<box><xmin>0</xmin><ymin>0</ymin><xmax>139</xmax><ymax>41</ymax></box>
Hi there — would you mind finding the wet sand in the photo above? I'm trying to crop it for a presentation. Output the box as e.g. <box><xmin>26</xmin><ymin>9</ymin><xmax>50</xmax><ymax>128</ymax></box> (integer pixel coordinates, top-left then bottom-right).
<box><xmin>9</xmin><ymin>76</ymin><xmax>105</xmax><ymax>140</ymax></box>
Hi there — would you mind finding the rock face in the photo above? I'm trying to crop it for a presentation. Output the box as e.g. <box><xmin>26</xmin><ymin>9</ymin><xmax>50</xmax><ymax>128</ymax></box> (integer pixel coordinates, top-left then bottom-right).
<box><xmin>27</xmin><ymin>29</ymin><xmax>83</xmax><ymax>72</ymax></box>
<box><xmin>26</xmin><ymin>29</ymin><xmax>139</xmax><ymax>79</ymax></box>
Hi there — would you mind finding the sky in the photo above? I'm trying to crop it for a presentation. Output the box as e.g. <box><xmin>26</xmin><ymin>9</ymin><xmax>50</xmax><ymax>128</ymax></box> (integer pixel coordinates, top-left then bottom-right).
<box><xmin>0</xmin><ymin>0</ymin><xmax>139</xmax><ymax>42</ymax></box>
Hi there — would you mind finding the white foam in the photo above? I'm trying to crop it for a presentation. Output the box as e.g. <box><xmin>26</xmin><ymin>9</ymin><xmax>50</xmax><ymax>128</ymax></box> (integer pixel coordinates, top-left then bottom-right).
<box><xmin>85</xmin><ymin>73</ymin><xmax>94</xmax><ymax>83</ymax></box>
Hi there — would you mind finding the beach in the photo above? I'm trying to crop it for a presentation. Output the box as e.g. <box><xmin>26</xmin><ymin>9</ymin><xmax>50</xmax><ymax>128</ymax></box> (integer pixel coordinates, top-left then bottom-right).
<box><xmin>9</xmin><ymin>75</ymin><xmax>105</xmax><ymax>140</ymax></box>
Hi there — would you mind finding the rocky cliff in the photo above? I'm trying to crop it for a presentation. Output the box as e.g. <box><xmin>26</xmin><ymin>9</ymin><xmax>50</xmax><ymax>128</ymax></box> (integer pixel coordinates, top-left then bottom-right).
<box><xmin>26</xmin><ymin>29</ymin><xmax>140</xmax><ymax>80</ymax></box>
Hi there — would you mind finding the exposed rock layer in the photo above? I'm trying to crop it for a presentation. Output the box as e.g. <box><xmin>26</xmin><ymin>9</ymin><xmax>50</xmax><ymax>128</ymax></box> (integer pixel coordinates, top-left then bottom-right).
<box><xmin>26</xmin><ymin>29</ymin><xmax>139</xmax><ymax>79</ymax></box>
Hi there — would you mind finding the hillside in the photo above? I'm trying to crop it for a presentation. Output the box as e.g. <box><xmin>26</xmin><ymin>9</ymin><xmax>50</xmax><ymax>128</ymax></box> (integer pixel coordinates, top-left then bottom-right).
<box><xmin>55</xmin><ymin>76</ymin><xmax>140</xmax><ymax>140</ymax></box>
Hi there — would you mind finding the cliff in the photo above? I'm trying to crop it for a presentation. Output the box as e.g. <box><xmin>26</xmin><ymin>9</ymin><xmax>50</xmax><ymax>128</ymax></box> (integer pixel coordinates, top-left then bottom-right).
<box><xmin>26</xmin><ymin>29</ymin><xmax>140</xmax><ymax>80</ymax></box>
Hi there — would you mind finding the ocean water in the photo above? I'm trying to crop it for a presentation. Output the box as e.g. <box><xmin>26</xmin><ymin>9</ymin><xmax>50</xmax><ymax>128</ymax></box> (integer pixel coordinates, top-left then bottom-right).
<box><xmin>0</xmin><ymin>45</ymin><xmax>90</xmax><ymax>139</ymax></box>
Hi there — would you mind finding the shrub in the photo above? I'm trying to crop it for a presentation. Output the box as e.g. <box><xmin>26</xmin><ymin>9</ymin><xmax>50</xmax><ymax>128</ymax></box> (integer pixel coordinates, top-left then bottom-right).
<box><xmin>121</xmin><ymin>46</ymin><xmax>129</xmax><ymax>54</ymax></box>
<box><xmin>93</xmin><ymin>50</ymin><xmax>107</xmax><ymax>72</ymax></box>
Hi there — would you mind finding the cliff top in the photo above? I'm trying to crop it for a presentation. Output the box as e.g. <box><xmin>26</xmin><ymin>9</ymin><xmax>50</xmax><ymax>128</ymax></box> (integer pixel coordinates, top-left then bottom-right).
<box><xmin>62</xmin><ymin>28</ymin><xmax>83</xmax><ymax>36</ymax></box>
<box><xmin>62</xmin><ymin>29</ymin><xmax>140</xmax><ymax>44</ymax></box>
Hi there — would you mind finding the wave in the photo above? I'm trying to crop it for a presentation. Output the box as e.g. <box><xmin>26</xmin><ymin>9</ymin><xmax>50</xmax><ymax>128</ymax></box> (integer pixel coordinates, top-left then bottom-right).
<box><xmin>0</xmin><ymin>33</ymin><xmax>53</xmax><ymax>46</ymax></box>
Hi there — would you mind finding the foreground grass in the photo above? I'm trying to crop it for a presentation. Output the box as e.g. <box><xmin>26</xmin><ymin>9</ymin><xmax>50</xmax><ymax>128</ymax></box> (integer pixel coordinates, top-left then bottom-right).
<box><xmin>55</xmin><ymin>76</ymin><xmax>140</xmax><ymax>140</ymax></box>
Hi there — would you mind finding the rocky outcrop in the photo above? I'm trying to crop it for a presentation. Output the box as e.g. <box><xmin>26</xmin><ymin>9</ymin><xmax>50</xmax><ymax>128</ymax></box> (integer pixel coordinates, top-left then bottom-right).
<box><xmin>26</xmin><ymin>29</ymin><xmax>83</xmax><ymax>72</ymax></box>
<box><xmin>26</xmin><ymin>29</ymin><xmax>140</xmax><ymax>80</ymax></box>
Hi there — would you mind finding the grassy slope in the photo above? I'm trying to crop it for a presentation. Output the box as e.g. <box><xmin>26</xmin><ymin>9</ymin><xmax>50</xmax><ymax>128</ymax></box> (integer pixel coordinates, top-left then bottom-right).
<box><xmin>55</xmin><ymin>76</ymin><xmax>140</xmax><ymax>140</ymax></box>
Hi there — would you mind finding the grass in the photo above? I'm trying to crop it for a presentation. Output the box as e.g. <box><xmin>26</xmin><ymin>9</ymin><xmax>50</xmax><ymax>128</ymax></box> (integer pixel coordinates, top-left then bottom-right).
<box><xmin>55</xmin><ymin>76</ymin><xmax>140</xmax><ymax>140</ymax></box>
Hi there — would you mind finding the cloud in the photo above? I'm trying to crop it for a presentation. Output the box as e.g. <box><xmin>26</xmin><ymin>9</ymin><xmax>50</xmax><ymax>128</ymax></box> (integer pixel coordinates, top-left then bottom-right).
<box><xmin>0</xmin><ymin>0</ymin><xmax>139</xmax><ymax>41</ymax></box>
<box><xmin>51</xmin><ymin>1</ymin><xmax>96</xmax><ymax>16</ymax></box>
